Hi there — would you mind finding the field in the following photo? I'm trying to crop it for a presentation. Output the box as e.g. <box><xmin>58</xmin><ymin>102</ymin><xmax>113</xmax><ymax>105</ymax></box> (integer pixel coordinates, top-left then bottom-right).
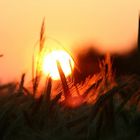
<box><xmin>0</xmin><ymin>20</ymin><xmax>140</xmax><ymax>140</ymax></box>
<box><xmin>0</xmin><ymin>57</ymin><xmax>140</xmax><ymax>140</ymax></box>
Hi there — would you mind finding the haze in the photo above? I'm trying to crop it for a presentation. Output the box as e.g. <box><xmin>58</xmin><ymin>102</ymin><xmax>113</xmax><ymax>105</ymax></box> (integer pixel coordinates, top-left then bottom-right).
<box><xmin>0</xmin><ymin>0</ymin><xmax>140</xmax><ymax>82</ymax></box>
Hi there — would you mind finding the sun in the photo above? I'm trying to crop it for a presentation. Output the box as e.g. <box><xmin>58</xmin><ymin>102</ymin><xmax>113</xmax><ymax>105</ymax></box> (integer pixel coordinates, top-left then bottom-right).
<box><xmin>42</xmin><ymin>50</ymin><xmax>74</xmax><ymax>80</ymax></box>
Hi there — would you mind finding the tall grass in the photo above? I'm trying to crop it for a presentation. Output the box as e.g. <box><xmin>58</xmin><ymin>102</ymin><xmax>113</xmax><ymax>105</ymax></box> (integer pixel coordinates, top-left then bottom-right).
<box><xmin>0</xmin><ymin>73</ymin><xmax>140</xmax><ymax>140</ymax></box>
<box><xmin>0</xmin><ymin>20</ymin><xmax>140</xmax><ymax>140</ymax></box>
<box><xmin>32</xmin><ymin>18</ymin><xmax>46</xmax><ymax>96</ymax></box>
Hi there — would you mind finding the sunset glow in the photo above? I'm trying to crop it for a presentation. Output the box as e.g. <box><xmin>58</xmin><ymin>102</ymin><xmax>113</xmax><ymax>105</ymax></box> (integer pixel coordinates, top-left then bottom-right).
<box><xmin>0</xmin><ymin>0</ymin><xmax>139</xmax><ymax>82</ymax></box>
<box><xmin>42</xmin><ymin>50</ymin><xmax>74</xmax><ymax>80</ymax></box>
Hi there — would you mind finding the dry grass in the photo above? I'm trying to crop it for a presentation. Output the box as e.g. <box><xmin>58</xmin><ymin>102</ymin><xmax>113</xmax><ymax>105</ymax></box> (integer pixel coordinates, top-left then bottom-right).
<box><xmin>0</xmin><ymin>73</ymin><xmax>140</xmax><ymax>140</ymax></box>
<box><xmin>0</xmin><ymin>20</ymin><xmax>140</xmax><ymax>140</ymax></box>
<box><xmin>32</xmin><ymin>19</ymin><xmax>46</xmax><ymax>95</ymax></box>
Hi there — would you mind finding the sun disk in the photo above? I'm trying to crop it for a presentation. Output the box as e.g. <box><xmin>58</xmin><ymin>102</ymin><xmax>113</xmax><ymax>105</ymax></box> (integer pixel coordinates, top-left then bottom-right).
<box><xmin>42</xmin><ymin>50</ymin><xmax>74</xmax><ymax>80</ymax></box>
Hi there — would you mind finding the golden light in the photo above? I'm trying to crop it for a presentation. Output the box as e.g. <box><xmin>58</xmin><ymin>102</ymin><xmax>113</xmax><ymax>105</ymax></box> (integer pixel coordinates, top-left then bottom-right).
<box><xmin>42</xmin><ymin>50</ymin><xmax>74</xmax><ymax>80</ymax></box>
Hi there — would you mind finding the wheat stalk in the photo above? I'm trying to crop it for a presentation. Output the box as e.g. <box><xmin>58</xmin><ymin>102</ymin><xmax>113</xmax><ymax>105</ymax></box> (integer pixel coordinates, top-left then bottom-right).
<box><xmin>56</xmin><ymin>60</ymin><xmax>71</xmax><ymax>100</ymax></box>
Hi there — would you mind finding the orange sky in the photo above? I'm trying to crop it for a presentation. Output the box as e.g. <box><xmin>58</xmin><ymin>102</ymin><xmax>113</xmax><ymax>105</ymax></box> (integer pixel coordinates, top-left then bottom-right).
<box><xmin>0</xmin><ymin>0</ymin><xmax>140</xmax><ymax>82</ymax></box>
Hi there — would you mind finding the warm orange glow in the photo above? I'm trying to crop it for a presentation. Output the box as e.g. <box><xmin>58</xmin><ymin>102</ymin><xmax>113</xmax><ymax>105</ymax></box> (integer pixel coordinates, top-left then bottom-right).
<box><xmin>42</xmin><ymin>50</ymin><xmax>74</xmax><ymax>80</ymax></box>
<box><xmin>0</xmin><ymin>0</ymin><xmax>139</xmax><ymax>82</ymax></box>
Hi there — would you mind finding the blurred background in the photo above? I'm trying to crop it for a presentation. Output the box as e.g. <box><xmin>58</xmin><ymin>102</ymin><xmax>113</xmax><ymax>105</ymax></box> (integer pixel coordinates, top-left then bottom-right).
<box><xmin>0</xmin><ymin>0</ymin><xmax>140</xmax><ymax>83</ymax></box>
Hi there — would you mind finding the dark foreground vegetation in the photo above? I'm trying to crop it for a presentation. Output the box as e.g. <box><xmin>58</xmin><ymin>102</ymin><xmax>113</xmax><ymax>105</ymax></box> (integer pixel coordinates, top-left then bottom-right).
<box><xmin>0</xmin><ymin>19</ymin><xmax>140</xmax><ymax>140</ymax></box>
<box><xmin>0</xmin><ymin>70</ymin><xmax>140</xmax><ymax>140</ymax></box>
